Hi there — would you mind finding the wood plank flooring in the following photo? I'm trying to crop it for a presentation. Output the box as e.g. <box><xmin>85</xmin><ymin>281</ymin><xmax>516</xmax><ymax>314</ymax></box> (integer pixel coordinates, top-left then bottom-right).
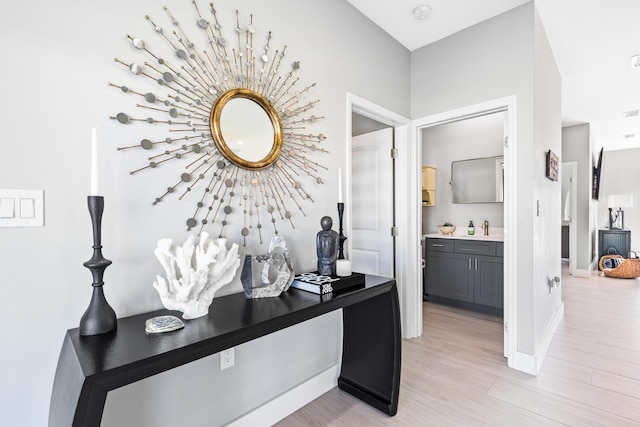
<box><xmin>275</xmin><ymin>266</ymin><xmax>640</xmax><ymax>426</ymax></box>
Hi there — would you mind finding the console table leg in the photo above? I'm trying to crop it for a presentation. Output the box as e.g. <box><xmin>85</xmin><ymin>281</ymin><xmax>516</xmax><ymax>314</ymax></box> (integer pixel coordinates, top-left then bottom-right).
<box><xmin>338</xmin><ymin>283</ymin><xmax>401</xmax><ymax>416</ymax></box>
<box><xmin>49</xmin><ymin>333</ymin><xmax>108</xmax><ymax>427</ymax></box>
<box><xmin>50</xmin><ymin>334</ymin><xmax>84</xmax><ymax>426</ymax></box>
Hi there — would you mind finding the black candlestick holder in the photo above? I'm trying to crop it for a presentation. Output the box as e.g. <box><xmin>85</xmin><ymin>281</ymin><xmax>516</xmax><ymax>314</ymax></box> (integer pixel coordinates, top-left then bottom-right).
<box><xmin>79</xmin><ymin>196</ymin><xmax>117</xmax><ymax>336</ymax></box>
<box><xmin>337</xmin><ymin>202</ymin><xmax>347</xmax><ymax>260</ymax></box>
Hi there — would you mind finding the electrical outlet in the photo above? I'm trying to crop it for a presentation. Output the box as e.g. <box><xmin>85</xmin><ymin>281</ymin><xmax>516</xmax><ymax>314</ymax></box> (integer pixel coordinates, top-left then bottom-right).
<box><xmin>220</xmin><ymin>347</ymin><xmax>235</xmax><ymax>370</ymax></box>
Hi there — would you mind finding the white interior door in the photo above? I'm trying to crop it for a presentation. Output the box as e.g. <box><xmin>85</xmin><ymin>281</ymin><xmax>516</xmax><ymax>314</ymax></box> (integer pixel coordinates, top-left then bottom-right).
<box><xmin>351</xmin><ymin>128</ymin><xmax>394</xmax><ymax>278</ymax></box>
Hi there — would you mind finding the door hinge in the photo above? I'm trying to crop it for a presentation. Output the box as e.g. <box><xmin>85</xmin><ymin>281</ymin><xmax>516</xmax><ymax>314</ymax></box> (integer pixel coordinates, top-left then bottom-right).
<box><xmin>391</xmin><ymin>226</ymin><xmax>399</xmax><ymax>237</ymax></box>
<box><xmin>390</xmin><ymin>148</ymin><xmax>398</xmax><ymax>159</ymax></box>
<box><xmin>504</xmin><ymin>136</ymin><xmax>509</xmax><ymax>148</ymax></box>
<box><xmin>504</xmin><ymin>321</ymin><xmax>509</xmax><ymax>333</ymax></box>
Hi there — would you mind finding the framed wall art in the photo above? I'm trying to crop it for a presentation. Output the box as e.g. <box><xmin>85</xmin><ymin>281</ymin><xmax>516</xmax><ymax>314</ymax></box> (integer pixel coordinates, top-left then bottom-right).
<box><xmin>592</xmin><ymin>147</ymin><xmax>604</xmax><ymax>200</ymax></box>
<box><xmin>545</xmin><ymin>149</ymin><xmax>558</xmax><ymax>182</ymax></box>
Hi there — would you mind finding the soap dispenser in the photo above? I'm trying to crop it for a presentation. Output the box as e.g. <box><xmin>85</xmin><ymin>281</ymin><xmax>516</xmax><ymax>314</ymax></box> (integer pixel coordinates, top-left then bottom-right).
<box><xmin>468</xmin><ymin>221</ymin><xmax>475</xmax><ymax>235</ymax></box>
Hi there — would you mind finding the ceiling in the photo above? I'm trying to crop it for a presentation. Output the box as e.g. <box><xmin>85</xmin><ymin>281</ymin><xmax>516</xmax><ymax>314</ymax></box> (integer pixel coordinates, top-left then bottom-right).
<box><xmin>345</xmin><ymin>0</ymin><xmax>640</xmax><ymax>151</ymax></box>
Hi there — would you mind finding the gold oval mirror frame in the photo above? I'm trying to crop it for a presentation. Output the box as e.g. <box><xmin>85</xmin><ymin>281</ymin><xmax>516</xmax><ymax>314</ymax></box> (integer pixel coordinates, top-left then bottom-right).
<box><xmin>110</xmin><ymin>3</ymin><xmax>327</xmax><ymax>245</ymax></box>
<box><xmin>210</xmin><ymin>88</ymin><xmax>283</xmax><ymax>170</ymax></box>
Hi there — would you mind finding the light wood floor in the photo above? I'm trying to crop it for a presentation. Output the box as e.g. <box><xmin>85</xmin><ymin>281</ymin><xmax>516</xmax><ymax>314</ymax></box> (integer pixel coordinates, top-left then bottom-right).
<box><xmin>276</xmin><ymin>266</ymin><xmax>640</xmax><ymax>426</ymax></box>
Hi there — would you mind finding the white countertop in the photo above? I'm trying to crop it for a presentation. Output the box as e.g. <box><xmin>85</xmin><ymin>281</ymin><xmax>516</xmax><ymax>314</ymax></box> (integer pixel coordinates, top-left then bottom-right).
<box><xmin>423</xmin><ymin>232</ymin><xmax>504</xmax><ymax>242</ymax></box>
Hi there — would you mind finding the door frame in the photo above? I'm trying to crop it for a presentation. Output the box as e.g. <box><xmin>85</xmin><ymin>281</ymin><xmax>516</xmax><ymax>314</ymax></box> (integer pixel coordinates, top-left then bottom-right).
<box><xmin>346</xmin><ymin>93</ymin><xmax>416</xmax><ymax>338</ymax></box>
<box><xmin>562</xmin><ymin>161</ymin><xmax>578</xmax><ymax>274</ymax></box>
<box><xmin>411</xmin><ymin>95</ymin><xmax>518</xmax><ymax>364</ymax></box>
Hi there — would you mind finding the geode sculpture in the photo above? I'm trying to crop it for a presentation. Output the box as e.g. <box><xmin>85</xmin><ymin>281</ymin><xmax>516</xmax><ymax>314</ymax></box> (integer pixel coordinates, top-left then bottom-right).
<box><xmin>241</xmin><ymin>236</ymin><xmax>294</xmax><ymax>299</ymax></box>
<box><xmin>153</xmin><ymin>232</ymin><xmax>240</xmax><ymax>319</ymax></box>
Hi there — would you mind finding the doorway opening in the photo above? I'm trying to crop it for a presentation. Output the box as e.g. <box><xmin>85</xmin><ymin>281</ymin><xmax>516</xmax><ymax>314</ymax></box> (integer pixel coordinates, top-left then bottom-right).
<box><xmin>411</xmin><ymin>96</ymin><xmax>518</xmax><ymax>367</ymax></box>
<box><xmin>346</xmin><ymin>93</ymin><xmax>414</xmax><ymax>337</ymax></box>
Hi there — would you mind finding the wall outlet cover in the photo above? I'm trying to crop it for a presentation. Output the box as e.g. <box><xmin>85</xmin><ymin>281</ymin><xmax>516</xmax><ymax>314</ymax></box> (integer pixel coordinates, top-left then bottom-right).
<box><xmin>220</xmin><ymin>348</ymin><xmax>235</xmax><ymax>370</ymax></box>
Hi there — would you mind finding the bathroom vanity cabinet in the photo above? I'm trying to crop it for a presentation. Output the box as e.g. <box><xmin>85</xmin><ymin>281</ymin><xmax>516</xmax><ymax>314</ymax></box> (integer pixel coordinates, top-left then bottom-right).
<box><xmin>425</xmin><ymin>237</ymin><xmax>503</xmax><ymax>314</ymax></box>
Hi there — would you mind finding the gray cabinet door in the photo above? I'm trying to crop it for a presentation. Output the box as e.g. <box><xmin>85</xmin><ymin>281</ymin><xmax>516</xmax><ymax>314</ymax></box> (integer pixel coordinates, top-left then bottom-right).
<box><xmin>426</xmin><ymin>252</ymin><xmax>473</xmax><ymax>302</ymax></box>
<box><xmin>598</xmin><ymin>229</ymin><xmax>631</xmax><ymax>258</ymax></box>
<box><xmin>473</xmin><ymin>255</ymin><xmax>504</xmax><ymax>308</ymax></box>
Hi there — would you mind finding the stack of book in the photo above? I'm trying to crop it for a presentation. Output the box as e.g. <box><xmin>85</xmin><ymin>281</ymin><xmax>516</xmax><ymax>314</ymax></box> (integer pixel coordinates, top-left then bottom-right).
<box><xmin>291</xmin><ymin>271</ymin><xmax>365</xmax><ymax>295</ymax></box>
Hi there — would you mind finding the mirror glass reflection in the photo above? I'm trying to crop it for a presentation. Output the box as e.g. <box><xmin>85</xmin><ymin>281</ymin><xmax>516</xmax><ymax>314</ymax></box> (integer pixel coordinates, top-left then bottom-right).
<box><xmin>219</xmin><ymin>98</ymin><xmax>275</xmax><ymax>163</ymax></box>
<box><xmin>451</xmin><ymin>156</ymin><xmax>504</xmax><ymax>203</ymax></box>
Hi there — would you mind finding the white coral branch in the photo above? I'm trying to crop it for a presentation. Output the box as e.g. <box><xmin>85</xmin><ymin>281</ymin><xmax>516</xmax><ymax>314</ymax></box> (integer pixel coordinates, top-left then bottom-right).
<box><xmin>152</xmin><ymin>232</ymin><xmax>240</xmax><ymax>319</ymax></box>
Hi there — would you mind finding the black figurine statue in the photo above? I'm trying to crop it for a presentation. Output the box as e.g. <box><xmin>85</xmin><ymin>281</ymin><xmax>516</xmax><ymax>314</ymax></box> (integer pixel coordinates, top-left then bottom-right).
<box><xmin>316</xmin><ymin>216</ymin><xmax>339</xmax><ymax>275</ymax></box>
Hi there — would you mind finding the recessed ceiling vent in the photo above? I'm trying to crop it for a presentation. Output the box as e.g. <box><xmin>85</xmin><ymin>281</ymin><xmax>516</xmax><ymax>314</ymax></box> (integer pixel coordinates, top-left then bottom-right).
<box><xmin>623</xmin><ymin>109</ymin><xmax>640</xmax><ymax>118</ymax></box>
<box><xmin>623</xmin><ymin>133</ymin><xmax>636</xmax><ymax>139</ymax></box>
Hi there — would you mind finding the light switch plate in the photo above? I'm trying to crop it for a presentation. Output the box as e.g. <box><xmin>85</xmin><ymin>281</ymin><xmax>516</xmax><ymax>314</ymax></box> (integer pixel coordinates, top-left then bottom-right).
<box><xmin>0</xmin><ymin>189</ymin><xmax>44</xmax><ymax>227</ymax></box>
<box><xmin>20</xmin><ymin>198</ymin><xmax>35</xmax><ymax>218</ymax></box>
<box><xmin>0</xmin><ymin>197</ymin><xmax>15</xmax><ymax>218</ymax></box>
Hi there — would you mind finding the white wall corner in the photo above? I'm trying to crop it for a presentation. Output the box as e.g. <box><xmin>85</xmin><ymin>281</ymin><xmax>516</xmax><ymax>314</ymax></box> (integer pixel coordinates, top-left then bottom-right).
<box><xmin>534</xmin><ymin>300</ymin><xmax>565</xmax><ymax>374</ymax></box>
<box><xmin>228</xmin><ymin>365</ymin><xmax>339</xmax><ymax>427</ymax></box>
<box><xmin>509</xmin><ymin>301</ymin><xmax>564</xmax><ymax>375</ymax></box>
<box><xmin>507</xmin><ymin>349</ymin><xmax>538</xmax><ymax>375</ymax></box>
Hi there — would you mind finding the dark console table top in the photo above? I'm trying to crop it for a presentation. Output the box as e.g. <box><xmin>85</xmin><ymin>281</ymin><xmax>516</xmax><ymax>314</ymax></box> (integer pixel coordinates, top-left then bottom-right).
<box><xmin>49</xmin><ymin>274</ymin><xmax>400</xmax><ymax>426</ymax></box>
<box><xmin>70</xmin><ymin>275</ymin><xmax>392</xmax><ymax>377</ymax></box>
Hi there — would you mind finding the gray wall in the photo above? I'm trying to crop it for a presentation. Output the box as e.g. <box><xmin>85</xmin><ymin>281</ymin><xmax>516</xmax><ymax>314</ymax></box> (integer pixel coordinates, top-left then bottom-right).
<box><xmin>352</xmin><ymin>112</ymin><xmax>390</xmax><ymax>137</ymax></box>
<box><xmin>562</xmin><ymin>124</ymin><xmax>593</xmax><ymax>270</ymax></box>
<box><xmin>411</xmin><ymin>3</ymin><xmax>562</xmax><ymax>356</ymax></box>
<box><xmin>532</xmin><ymin>8</ymin><xmax>563</xmax><ymax>349</ymax></box>
<box><xmin>0</xmin><ymin>0</ymin><xmax>410</xmax><ymax>425</ymax></box>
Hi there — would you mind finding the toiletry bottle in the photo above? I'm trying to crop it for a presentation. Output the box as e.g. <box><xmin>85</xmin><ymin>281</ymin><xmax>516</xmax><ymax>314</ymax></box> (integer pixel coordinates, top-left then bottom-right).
<box><xmin>468</xmin><ymin>221</ymin><xmax>475</xmax><ymax>235</ymax></box>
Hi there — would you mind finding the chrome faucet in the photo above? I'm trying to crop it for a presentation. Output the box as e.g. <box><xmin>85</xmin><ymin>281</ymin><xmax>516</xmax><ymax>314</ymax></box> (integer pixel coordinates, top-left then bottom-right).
<box><xmin>482</xmin><ymin>220</ymin><xmax>489</xmax><ymax>236</ymax></box>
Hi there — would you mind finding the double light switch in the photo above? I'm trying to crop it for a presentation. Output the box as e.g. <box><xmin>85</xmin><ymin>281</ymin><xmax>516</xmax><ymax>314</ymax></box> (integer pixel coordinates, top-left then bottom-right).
<box><xmin>0</xmin><ymin>189</ymin><xmax>44</xmax><ymax>227</ymax></box>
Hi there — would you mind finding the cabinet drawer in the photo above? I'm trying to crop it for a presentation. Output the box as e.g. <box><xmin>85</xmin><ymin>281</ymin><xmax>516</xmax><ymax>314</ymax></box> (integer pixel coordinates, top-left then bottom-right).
<box><xmin>496</xmin><ymin>242</ymin><xmax>503</xmax><ymax>257</ymax></box>
<box><xmin>454</xmin><ymin>240</ymin><xmax>496</xmax><ymax>256</ymax></box>
<box><xmin>426</xmin><ymin>238</ymin><xmax>454</xmax><ymax>253</ymax></box>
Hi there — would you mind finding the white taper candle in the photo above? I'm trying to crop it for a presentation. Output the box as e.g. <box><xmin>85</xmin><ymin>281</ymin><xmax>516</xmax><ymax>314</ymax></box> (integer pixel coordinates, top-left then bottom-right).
<box><xmin>338</xmin><ymin>167</ymin><xmax>343</xmax><ymax>203</ymax></box>
<box><xmin>90</xmin><ymin>127</ymin><xmax>99</xmax><ymax>196</ymax></box>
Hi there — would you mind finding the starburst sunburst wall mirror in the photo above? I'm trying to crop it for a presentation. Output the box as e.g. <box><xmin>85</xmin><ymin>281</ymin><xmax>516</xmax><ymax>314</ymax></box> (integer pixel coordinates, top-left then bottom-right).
<box><xmin>109</xmin><ymin>1</ymin><xmax>327</xmax><ymax>246</ymax></box>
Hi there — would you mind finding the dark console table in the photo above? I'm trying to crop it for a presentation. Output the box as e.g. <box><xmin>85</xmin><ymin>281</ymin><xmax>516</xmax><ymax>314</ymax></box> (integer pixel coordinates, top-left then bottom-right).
<box><xmin>49</xmin><ymin>275</ymin><xmax>401</xmax><ymax>426</ymax></box>
<box><xmin>598</xmin><ymin>229</ymin><xmax>631</xmax><ymax>269</ymax></box>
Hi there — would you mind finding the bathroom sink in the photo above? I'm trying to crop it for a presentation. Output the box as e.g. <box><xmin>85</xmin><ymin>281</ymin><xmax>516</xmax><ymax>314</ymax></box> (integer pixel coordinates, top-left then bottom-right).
<box><xmin>423</xmin><ymin>232</ymin><xmax>504</xmax><ymax>242</ymax></box>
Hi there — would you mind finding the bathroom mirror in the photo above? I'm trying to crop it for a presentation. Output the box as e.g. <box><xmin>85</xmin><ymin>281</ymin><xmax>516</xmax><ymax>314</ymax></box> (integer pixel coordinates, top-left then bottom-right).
<box><xmin>451</xmin><ymin>156</ymin><xmax>504</xmax><ymax>203</ymax></box>
<box><xmin>210</xmin><ymin>88</ymin><xmax>283</xmax><ymax>170</ymax></box>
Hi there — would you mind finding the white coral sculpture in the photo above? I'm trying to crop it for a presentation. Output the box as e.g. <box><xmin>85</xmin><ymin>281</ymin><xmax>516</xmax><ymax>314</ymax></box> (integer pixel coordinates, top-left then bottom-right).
<box><xmin>153</xmin><ymin>232</ymin><xmax>240</xmax><ymax>319</ymax></box>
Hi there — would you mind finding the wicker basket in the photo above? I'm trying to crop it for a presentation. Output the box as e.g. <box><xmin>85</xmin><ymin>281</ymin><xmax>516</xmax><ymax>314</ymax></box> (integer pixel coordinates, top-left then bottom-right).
<box><xmin>599</xmin><ymin>255</ymin><xmax>640</xmax><ymax>279</ymax></box>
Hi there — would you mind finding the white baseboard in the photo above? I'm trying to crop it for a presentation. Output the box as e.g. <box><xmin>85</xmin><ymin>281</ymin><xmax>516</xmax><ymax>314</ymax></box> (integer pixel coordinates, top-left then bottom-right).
<box><xmin>572</xmin><ymin>268</ymin><xmax>592</xmax><ymax>278</ymax></box>
<box><xmin>228</xmin><ymin>365</ymin><xmax>339</xmax><ymax>427</ymax></box>
<box><xmin>508</xmin><ymin>349</ymin><xmax>537</xmax><ymax>375</ymax></box>
<box><xmin>533</xmin><ymin>301</ymin><xmax>564</xmax><ymax>373</ymax></box>
<box><xmin>508</xmin><ymin>301</ymin><xmax>565</xmax><ymax>375</ymax></box>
